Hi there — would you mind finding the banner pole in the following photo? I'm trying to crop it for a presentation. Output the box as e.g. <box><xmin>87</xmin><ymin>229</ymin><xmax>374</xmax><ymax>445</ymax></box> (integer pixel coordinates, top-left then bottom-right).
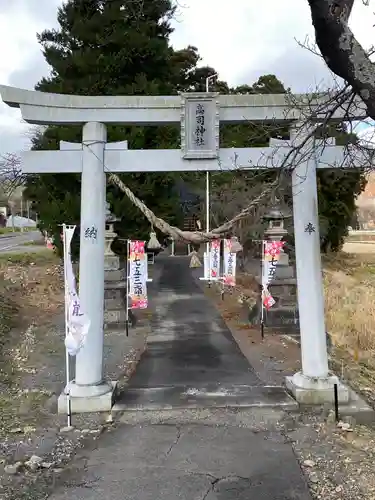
<box><xmin>63</xmin><ymin>224</ymin><xmax>72</xmax><ymax>427</ymax></box>
<box><xmin>221</xmin><ymin>239</ymin><xmax>225</xmax><ymax>300</ymax></box>
<box><xmin>206</xmin><ymin>171</ymin><xmax>211</xmax><ymax>288</ymax></box>
<box><xmin>260</xmin><ymin>240</ymin><xmax>265</xmax><ymax>340</ymax></box>
<box><xmin>125</xmin><ymin>239</ymin><xmax>130</xmax><ymax>337</ymax></box>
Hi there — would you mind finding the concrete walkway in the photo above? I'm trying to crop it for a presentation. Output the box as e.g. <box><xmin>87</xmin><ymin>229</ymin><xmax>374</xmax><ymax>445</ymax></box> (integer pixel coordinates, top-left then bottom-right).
<box><xmin>49</xmin><ymin>256</ymin><xmax>312</xmax><ymax>499</ymax></box>
<box><xmin>50</xmin><ymin>421</ymin><xmax>312</xmax><ymax>499</ymax></box>
<box><xmin>115</xmin><ymin>256</ymin><xmax>295</xmax><ymax>410</ymax></box>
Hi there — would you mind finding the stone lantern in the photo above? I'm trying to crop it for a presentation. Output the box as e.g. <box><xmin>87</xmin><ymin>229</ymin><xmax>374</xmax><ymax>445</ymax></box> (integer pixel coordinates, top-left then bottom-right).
<box><xmin>248</xmin><ymin>202</ymin><xmax>299</xmax><ymax>334</ymax></box>
<box><xmin>105</xmin><ymin>201</ymin><xmax>117</xmax><ymax>255</ymax></box>
<box><xmin>262</xmin><ymin>203</ymin><xmax>291</xmax><ymax>277</ymax></box>
<box><xmin>263</xmin><ymin>205</ymin><xmax>288</xmax><ymax>240</ymax></box>
<box><xmin>104</xmin><ymin>201</ymin><xmax>126</xmax><ymax>329</ymax></box>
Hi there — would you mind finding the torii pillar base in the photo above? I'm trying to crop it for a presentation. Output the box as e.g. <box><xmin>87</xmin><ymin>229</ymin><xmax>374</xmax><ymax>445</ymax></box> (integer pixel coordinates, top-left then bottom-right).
<box><xmin>285</xmin><ymin>372</ymin><xmax>349</xmax><ymax>405</ymax></box>
<box><xmin>57</xmin><ymin>381</ymin><xmax>118</xmax><ymax>414</ymax></box>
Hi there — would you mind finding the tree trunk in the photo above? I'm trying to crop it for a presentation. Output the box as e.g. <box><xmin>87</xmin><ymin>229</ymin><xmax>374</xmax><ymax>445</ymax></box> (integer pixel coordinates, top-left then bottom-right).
<box><xmin>307</xmin><ymin>0</ymin><xmax>375</xmax><ymax>118</ymax></box>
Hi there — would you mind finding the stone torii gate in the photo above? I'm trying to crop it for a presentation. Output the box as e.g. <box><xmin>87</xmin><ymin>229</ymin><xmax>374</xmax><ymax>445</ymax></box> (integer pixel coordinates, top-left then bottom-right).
<box><xmin>0</xmin><ymin>86</ymin><xmax>366</xmax><ymax>411</ymax></box>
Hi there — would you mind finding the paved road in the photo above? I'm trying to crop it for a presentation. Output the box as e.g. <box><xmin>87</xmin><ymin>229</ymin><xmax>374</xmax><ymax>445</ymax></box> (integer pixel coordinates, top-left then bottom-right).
<box><xmin>343</xmin><ymin>241</ymin><xmax>375</xmax><ymax>254</ymax></box>
<box><xmin>50</xmin><ymin>422</ymin><xmax>312</xmax><ymax>500</ymax></box>
<box><xmin>0</xmin><ymin>230</ymin><xmax>43</xmax><ymax>253</ymax></box>
<box><xmin>49</xmin><ymin>256</ymin><xmax>311</xmax><ymax>500</ymax></box>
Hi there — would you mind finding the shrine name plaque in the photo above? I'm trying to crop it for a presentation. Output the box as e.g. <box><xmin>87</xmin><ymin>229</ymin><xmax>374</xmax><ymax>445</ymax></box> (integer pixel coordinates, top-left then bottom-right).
<box><xmin>180</xmin><ymin>92</ymin><xmax>219</xmax><ymax>160</ymax></box>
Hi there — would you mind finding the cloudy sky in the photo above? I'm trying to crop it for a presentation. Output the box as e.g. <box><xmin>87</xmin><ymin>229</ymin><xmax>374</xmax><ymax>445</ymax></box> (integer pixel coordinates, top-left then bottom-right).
<box><xmin>0</xmin><ymin>0</ymin><xmax>373</xmax><ymax>155</ymax></box>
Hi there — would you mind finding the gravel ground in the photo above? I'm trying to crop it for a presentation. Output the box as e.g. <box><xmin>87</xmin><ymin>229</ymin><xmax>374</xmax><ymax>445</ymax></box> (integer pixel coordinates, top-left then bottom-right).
<box><xmin>202</xmin><ymin>273</ymin><xmax>375</xmax><ymax>500</ymax></box>
<box><xmin>0</xmin><ymin>260</ymin><xmax>152</xmax><ymax>499</ymax></box>
<box><xmin>289</xmin><ymin>414</ymin><xmax>375</xmax><ymax>500</ymax></box>
<box><xmin>0</xmin><ymin>316</ymin><xmax>149</xmax><ymax>500</ymax></box>
<box><xmin>3</xmin><ymin>258</ymin><xmax>375</xmax><ymax>499</ymax></box>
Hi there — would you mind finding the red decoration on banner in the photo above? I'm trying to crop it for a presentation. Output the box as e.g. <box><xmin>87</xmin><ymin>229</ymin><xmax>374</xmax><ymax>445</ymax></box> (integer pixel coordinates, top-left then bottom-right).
<box><xmin>263</xmin><ymin>293</ymin><xmax>275</xmax><ymax>310</ymax></box>
<box><xmin>264</xmin><ymin>240</ymin><xmax>284</xmax><ymax>258</ymax></box>
<box><xmin>129</xmin><ymin>240</ymin><xmax>144</xmax><ymax>255</ymax></box>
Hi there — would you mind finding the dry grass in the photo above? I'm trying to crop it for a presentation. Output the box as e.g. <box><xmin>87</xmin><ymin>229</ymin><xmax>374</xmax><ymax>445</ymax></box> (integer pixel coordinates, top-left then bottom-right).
<box><xmin>321</xmin><ymin>252</ymin><xmax>375</xmax><ymax>404</ymax></box>
<box><xmin>0</xmin><ymin>251</ymin><xmax>64</xmax><ymax>435</ymax></box>
<box><xmin>0</xmin><ymin>250</ymin><xmax>64</xmax><ymax>319</ymax></box>
<box><xmin>323</xmin><ymin>252</ymin><xmax>375</xmax><ymax>353</ymax></box>
<box><xmin>217</xmin><ymin>252</ymin><xmax>375</xmax><ymax>402</ymax></box>
<box><xmin>0</xmin><ymin>251</ymin><xmax>63</xmax><ymax>384</ymax></box>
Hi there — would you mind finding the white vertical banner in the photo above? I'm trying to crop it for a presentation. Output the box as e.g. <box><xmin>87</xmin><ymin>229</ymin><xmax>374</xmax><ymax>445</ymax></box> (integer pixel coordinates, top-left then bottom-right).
<box><xmin>63</xmin><ymin>224</ymin><xmax>90</xmax><ymax>357</ymax></box>
<box><xmin>203</xmin><ymin>252</ymin><xmax>209</xmax><ymax>279</ymax></box>
<box><xmin>209</xmin><ymin>239</ymin><xmax>221</xmax><ymax>280</ymax></box>
<box><xmin>223</xmin><ymin>239</ymin><xmax>236</xmax><ymax>286</ymax></box>
<box><xmin>62</xmin><ymin>223</ymin><xmax>90</xmax><ymax>426</ymax></box>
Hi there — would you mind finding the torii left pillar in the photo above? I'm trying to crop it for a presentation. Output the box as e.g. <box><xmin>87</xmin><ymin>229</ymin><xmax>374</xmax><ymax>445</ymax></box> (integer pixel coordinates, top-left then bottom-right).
<box><xmin>59</xmin><ymin>122</ymin><xmax>118</xmax><ymax>413</ymax></box>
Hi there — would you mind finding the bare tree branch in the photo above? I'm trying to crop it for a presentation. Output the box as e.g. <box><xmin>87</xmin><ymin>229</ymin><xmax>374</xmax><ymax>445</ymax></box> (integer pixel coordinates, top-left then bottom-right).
<box><xmin>0</xmin><ymin>153</ymin><xmax>25</xmax><ymax>196</ymax></box>
<box><xmin>307</xmin><ymin>0</ymin><xmax>375</xmax><ymax>118</ymax></box>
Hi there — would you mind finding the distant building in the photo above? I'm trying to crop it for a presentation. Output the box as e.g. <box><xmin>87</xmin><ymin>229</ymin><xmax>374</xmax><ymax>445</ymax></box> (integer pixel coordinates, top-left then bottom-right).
<box><xmin>356</xmin><ymin>172</ymin><xmax>375</xmax><ymax>229</ymax></box>
<box><xmin>6</xmin><ymin>216</ymin><xmax>36</xmax><ymax>228</ymax></box>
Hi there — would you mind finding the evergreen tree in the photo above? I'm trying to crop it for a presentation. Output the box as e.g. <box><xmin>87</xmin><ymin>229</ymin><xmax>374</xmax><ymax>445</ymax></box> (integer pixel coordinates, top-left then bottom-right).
<box><xmin>316</xmin><ymin>123</ymin><xmax>367</xmax><ymax>251</ymax></box>
<box><xmin>24</xmin><ymin>0</ymin><xmax>217</xmax><ymax>255</ymax></box>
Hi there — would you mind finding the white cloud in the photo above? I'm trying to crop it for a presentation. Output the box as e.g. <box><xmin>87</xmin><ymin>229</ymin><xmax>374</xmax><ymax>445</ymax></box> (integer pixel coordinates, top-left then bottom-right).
<box><xmin>172</xmin><ymin>0</ymin><xmax>315</xmax><ymax>85</ymax></box>
<box><xmin>171</xmin><ymin>0</ymin><xmax>374</xmax><ymax>87</ymax></box>
<box><xmin>0</xmin><ymin>0</ymin><xmax>373</xmax><ymax>154</ymax></box>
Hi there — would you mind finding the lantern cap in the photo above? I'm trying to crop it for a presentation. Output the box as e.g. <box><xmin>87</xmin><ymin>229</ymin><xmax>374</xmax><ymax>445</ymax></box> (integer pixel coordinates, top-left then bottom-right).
<box><xmin>262</xmin><ymin>202</ymin><xmax>291</xmax><ymax>221</ymax></box>
<box><xmin>105</xmin><ymin>201</ymin><xmax>118</xmax><ymax>223</ymax></box>
<box><xmin>230</xmin><ymin>236</ymin><xmax>243</xmax><ymax>253</ymax></box>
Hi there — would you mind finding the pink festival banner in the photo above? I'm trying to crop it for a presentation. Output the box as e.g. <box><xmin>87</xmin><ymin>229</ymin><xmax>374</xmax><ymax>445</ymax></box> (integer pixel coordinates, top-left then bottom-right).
<box><xmin>223</xmin><ymin>239</ymin><xmax>236</xmax><ymax>286</ymax></box>
<box><xmin>209</xmin><ymin>239</ymin><xmax>221</xmax><ymax>279</ymax></box>
<box><xmin>261</xmin><ymin>240</ymin><xmax>285</xmax><ymax>310</ymax></box>
<box><xmin>128</xmin><ymin>240</ymin><xmax>148</xmax><ymax>310</ymax></box>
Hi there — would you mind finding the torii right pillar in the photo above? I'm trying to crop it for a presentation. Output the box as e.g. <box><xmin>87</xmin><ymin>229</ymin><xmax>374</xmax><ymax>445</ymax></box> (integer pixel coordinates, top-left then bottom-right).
<box><xmin>285</xmin><ymin>122</ymin><xmax>349</xmax><ymax>404</ymax></box>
